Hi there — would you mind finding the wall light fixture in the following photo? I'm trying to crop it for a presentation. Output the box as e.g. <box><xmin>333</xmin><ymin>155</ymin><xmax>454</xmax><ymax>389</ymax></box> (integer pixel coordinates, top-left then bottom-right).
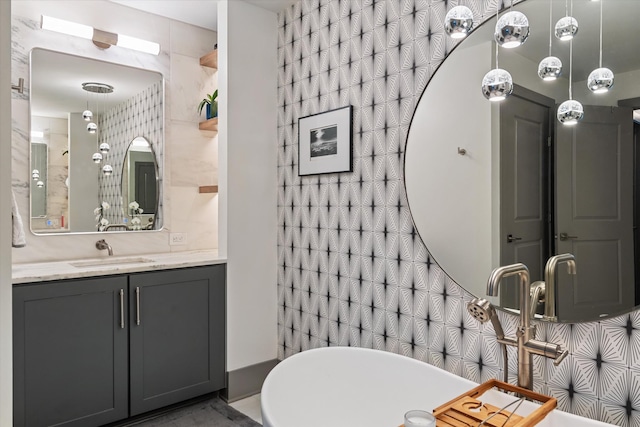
<box><xmin>40</xmin><ymin>15</ymin><xmax>160</xmax><ymax>56</ymax></box>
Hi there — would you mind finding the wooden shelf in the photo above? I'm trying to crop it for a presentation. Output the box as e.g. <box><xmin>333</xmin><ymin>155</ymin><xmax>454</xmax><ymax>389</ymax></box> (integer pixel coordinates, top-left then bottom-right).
<box><xmin>199</xmin><ymin>117</ymin><xmax>218</xmax><ymax>131</ymax></box>
<box><xmin>199</xmin><ymin>185</ymin><xmax>218</xmax><ymax>194</ymax></box>
<box><xmin>200</xmin><ymin>49</ymin><xmax>218</xmax><ymax>69</ymax></box>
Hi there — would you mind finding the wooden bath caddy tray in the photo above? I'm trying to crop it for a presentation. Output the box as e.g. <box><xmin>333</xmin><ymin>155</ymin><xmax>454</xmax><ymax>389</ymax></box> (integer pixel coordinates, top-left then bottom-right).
<box><xmin>401</xmin><ymin>379</ymin><xmax>557</xmax><ymax>427</ymax></box>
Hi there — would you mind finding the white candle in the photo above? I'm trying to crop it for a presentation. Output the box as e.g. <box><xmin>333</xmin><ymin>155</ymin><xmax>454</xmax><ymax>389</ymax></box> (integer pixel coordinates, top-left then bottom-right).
<box><xmin>404</xmin><ymin>410</ymin><xmax>436</xmax><ymax>427</ymax></box>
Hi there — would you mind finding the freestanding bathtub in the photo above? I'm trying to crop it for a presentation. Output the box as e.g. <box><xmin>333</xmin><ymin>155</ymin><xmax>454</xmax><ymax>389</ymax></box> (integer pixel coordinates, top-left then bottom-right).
<box><xmin>261</xmin><ymin>346</ymin><xmax>615</xmax><ymax>427</ymax></box>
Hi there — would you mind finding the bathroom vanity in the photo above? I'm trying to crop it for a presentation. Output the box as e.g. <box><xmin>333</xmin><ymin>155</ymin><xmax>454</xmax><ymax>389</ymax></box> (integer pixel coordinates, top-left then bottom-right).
<box><xmin>12</xmin><ymin>254</ymin><xmax>226</xmax><ymax>427</ymax></box>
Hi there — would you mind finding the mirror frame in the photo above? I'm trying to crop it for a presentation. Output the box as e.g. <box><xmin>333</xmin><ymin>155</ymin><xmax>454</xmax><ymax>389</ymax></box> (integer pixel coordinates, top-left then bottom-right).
<box><xmin>404</xmin><ymin>0</ymin><xmax>640</xmax><ymax>323</ymax></box>
<box><xmin>28</xmin><ymin>48</ymin><xmax>165</xmax><ymax>235</ymax></box>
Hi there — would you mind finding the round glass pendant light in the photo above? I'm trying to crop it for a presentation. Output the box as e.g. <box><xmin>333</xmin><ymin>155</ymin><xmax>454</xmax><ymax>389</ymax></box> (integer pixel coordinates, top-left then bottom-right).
<box><xmin>87</xmin><ymin>122</ymin><xmax>97</xmax><ymax>134</ymax></box>
<box><xmin>494</xmin><ymin>10</ymin><xmax>529</xmax><ymax>48</ymax></box>
<box><xmin>557</xmin><ymin>99</ymin><xmax>584</xmax><ymax>125</ymax></box>
<box><xmin>445</xmin><ymin>5</ymin><xmax>474</xmax><ymax>39</ymax></box>
<box><xmin>555</xmin><ymin>16</ymin><xmax>578</xmax><ymax>40</ymax></box>
<box><xmin>481</xmin><ymin>68</ymin><xmax>513</xmax><ymax>101</ymax></box>
<box><xmin>36</xmin><ymin>180</ymin><xmax>44</xmax><ymax>188</ymax></box>
<box><xmin>587</xmin><ymin>67</ymin><xmax>614</xmax><ymax>94</ymax></box>
<box><xmin>538</xmin><ymin>56</ymin><xmax>563</xmax><ymax>81</ymax></box>
<box><xmin>102</xmin><ymin>165</ymin><xmax>113</xmax><ymax>176</ymax></box>
<box><xmin>99</xmin><ymin>142</ymin><xmax>110</xmax><ymax>154</ymax></box>
<box><xmin>92</xmin><ymin>152</ymin><xmax>103</xmax><ymax>164</ymax></box>
<box><xmin>587</xmin><ymin>1</ymin><xmax>614</xmax><ymax>93</ymax></box>
<box><xmin>32</xmin><ymin>169</ymin><xmax>40</xmax><ymax>180</ymax></box>
<box><xmin>82</xmin><ymin>109</ymin><xmax>93</xmax><ymax>121</ymax></box>
<box><xmin>539</xmin><ymin>0</ymin><xmax>562</xmax><ymax>81</ymax></box>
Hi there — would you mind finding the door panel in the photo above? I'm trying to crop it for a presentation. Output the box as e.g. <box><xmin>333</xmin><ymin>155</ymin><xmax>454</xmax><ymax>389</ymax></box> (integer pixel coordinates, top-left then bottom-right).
<box><xmin>13</xmin><ymin>277</ymin><xmax>129</xmax><ymax>427</ymax></box>
<box><xmin>129</xmin><ymin>266</ymin><xmax>226</xmax><ymax>416</ymax></box>
<box><xmin>556</xmin><ymin>105</ymin><xmax>634</xmax><ymax>321</ymax></box>
<box><xmin>500</xmin><ymin>91</ymin><xmax>551</xmax><ymax>308</ymax></box>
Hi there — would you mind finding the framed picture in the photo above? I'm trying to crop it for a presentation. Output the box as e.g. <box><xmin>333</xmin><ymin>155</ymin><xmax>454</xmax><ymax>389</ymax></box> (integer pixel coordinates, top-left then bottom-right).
<box><xmin>298</xmin><ymin>106</ymin><xmax>352</xmax><ymax>176</ymax></box>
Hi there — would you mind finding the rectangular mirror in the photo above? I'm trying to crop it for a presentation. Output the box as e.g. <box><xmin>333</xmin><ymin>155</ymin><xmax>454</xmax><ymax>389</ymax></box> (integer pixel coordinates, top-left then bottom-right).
<box><xmin>29</xmin><ymin>48</ymin><xmax>164</xmax><ymax>234</ymax></box>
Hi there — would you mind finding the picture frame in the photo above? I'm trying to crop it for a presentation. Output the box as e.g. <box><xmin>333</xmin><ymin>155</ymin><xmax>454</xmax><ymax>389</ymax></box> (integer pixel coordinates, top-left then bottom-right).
<box><xmin>298</xmin><ymin>106</ymin><xmax>352</xmax><ymax>176</ymax></box>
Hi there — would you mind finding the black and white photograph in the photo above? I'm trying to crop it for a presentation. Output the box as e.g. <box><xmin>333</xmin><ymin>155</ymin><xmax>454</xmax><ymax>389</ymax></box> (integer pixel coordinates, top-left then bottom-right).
<box><xmin>298</xmin><ymin>106</ymin><xmax>352</xmax><ymax>176</ymax></box>
<box><xmin>309</xmin><ymin>124</ymin><xmax>337</xmax><ymax>158</ymax></box>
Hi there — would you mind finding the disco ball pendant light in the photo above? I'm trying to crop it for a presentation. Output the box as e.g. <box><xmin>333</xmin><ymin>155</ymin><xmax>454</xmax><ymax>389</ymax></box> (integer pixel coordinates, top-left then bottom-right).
<box><xmin>555</xmin><ymin>0</ymin><xmax>578</xmax><ymax>41</ymax></box>
<box><xmin>495</xmin><ymin>9</ymin><xmax>529</xmax><ymax>48</ymax></box>
<box><xmin>587</xmin><ymin>0</ymin><xmax>614</xmax><ymax>93</ymax></box>
<box><xmin>482</xmin><ymin>68</ymin><xmax>513</xmax><ymax>101</ymax></box>
<box><xmin>557</xmin><ymin>39</ymin><xmax>583</xmax><ymax>125</ymax></box>
<box><xmin>445</xmin><ymin>5</ymin><xmax>474</xmax><ymax>39</ymax></box>
<box><xmin>483</xmin><ymin>3</ymin><xmax>513</xmax><ymax>101</ymax></box>
<box><xmin>538</xmin><ymin>0</ymin><xmax>562</xmax><ymax>81</ymax></box>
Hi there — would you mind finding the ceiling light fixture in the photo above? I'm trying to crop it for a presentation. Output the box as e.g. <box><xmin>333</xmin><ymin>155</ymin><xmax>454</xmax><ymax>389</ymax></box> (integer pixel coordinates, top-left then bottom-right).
<box><xmin>494</xmin><ymin>1</ymin><xmax>529</xmax><ymax>49</ymax></box>
<box><xmin>538</xmin><ymin>0</ymin><xmax>562</xmax><ymax>81</ymax></box>
<box><xmin>482</xmin><ymin>3</ymin><xmax>513</xmax><ymax>101</ymax></box>
<box><xmin>557</xmin><ymin>38</ymin><xmax>583</xmax><ymax>125</ymax></box>
<box><xmin>587</xmin><ymin>0</ymin><xmax>614</xmax><ymax>93</ymax></box>
<box><xmin>555</xmin><ymin>0</ymin><xmax>578</xmax><ymax>41</ymax></box>
<box><xmin>41</xmin><ymin>15</ymin><xmax>160</xmax><ymax>55</ymax></box>
<box><xmin>444</xmin><ymin>4</ymin><xmax>474</xmax><ymax>39</ymax></box>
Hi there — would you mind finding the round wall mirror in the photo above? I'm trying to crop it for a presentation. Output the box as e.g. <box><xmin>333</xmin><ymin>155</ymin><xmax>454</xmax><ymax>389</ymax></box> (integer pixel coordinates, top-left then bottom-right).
<box><xmin>405</xmin><ymin>0</ymin><xmax>640</xmax><ymax>323</ymax></box>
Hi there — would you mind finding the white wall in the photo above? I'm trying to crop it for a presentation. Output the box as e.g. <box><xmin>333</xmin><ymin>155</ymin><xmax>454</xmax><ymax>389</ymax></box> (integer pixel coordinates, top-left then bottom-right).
<box><xmin>69</xmin><ymin>113</ymin><xmax>100</xmax><ymax>232</ymax></box>
<box><xmin>1</xmin><ymin>0</ymin><xmax>13</xmax><ymax>422</ymax></box>
<box><xmin>218</xmin><ymin>0</ymin><xmax>278</xmax><ymax>371</ymax></box>
<box><xmin>405</xmin><ymin>40</ymin><xmax>496</xmax><ymax>302</ymax></box>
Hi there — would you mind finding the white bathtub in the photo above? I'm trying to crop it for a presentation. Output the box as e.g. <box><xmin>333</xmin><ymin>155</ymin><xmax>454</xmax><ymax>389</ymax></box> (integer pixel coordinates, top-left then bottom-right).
<box><xmin>261</xmin><ymin>346</ymin><xmax>615</xmax><ymax>427</ymax></box>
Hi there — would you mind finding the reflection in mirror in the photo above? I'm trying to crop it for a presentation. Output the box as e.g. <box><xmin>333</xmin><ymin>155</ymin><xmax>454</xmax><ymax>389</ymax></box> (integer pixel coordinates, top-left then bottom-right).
<box><xmin>405</xmin><ymin>0</ymin><xmax>640</xmax><ymax>323</ymax></box>
<box><xmin>120</xmin><ymin>137</ymin><xmax>158</xmax><ymax>231</ymax></box>
<box><xmin>29</xmin><ymin>48</ymin><xmax>163</xmax><ymax>234</ymax></box>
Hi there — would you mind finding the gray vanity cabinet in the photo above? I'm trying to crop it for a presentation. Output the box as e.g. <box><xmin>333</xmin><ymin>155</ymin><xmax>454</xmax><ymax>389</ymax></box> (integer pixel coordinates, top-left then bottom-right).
<box><xmin>128</xmin><ymin>265</ymin><xmax>226</xmax><ymax>415</ymax></box>
<box><xmin>13</xmin><ymin>275</ymin><xmax>129</xmax><ymax>427</ymax></box>
<box><xmin>13</xmin><ymin>264</ymin><xmax>226</xmax><ymax>427</ymax></box>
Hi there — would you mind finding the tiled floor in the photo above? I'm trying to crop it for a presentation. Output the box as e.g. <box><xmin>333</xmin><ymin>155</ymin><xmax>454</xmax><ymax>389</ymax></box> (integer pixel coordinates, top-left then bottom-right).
<box><xmin>229</xmin><ymin>393</ymin><xmax>262</xmax><ymax>425</ymax></box>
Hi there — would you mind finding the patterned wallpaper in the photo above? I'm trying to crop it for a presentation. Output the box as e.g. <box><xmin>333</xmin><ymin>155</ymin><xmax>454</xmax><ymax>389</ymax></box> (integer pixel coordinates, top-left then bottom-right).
<box><xmin>276</xmin><ymin>1</ymin><xmax>640</xmax><ymax>425</ymax></box>
<box><xmin>98</xmin><ymin>81</ymin><xmax>163</xmax><ymax>228</ymax></box>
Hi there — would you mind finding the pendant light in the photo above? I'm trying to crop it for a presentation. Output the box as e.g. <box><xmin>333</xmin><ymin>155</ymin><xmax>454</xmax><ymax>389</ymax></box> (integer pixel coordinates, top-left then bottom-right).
<box><xmin>482</xmin><ymin>2</ymin><xmax>513</xmax><ymax>102</ymax></box>
<box><xmin>557</xmin><ymin>38</ymin><xmax>583</xmax><ymax>125</ymax></box>
<box><xmin>538</xmin><ymin>0</ymin><xmax>562</xmax><ymax>81</ymax></box>
<box><xmin>444</xmin><ymin>4</ymin><xmax>474</xmax><ymax>40</ymax></box>
<box><xmin>555</xmin><ymin>0</ymin><xmax>578</xmax><ymax>41</ymax></box>
<box><xmin>494</xmin><ymin>1</ymin><xmax>529</xmax><ymax>49</ymax></box>
<box><xmin>587</xmin><ymin>0</ymin><xmax>614</xmax><ymax>93</ymax></box>
<box><xmin>102</xmin><ymin>165</ymin><xmax>113</xmax><ymax>176</ymax></box>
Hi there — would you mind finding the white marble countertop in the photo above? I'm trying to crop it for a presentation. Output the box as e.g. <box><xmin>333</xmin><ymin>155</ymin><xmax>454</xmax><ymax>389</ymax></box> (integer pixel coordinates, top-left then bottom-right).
<box><xmin>12</xmin><ymin>250</ymin><xmax>226</xmax><ymax>284</ymax></box>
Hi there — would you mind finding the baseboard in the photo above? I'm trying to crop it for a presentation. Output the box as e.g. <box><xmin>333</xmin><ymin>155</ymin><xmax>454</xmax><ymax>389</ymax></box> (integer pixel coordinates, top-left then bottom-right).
<box><xmin>221</xmin><ymin>359</ymin><xmax>279</xmax><ymax>403</ymax></box>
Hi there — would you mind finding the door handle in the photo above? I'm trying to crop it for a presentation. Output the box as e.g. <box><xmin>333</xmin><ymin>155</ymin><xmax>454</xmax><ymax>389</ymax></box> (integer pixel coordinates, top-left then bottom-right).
<box><xmin>136</xmin><ymin>287</ymin><xmax>141</xmax><ymax>326</ymax></box>
<box><xmin>119</xmin><ymin>289</ymin><xmax>125</xmax><ymax>329</ymax></box>
<box><xmin>507</xmin><ymin>234</ymin><xmax>522</xmax><ymax>243</ymax></box>
<box><xmin>559</xmin><ymin>232</ymin><xmax>578</xmax><ymax>241</ymax></box>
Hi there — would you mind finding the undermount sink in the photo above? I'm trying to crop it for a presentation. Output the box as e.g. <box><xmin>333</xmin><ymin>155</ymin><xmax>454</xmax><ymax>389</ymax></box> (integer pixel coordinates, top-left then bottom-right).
<box><xmin>70</xmin><ymin>257</ymin><xmax>154</xmax><ymax>268</ymax></box>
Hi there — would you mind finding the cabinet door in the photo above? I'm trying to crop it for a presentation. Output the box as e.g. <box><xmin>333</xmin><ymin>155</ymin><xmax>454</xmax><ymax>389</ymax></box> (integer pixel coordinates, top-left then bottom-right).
<box><xmin>13</xmin><ymin>276</ymin><xmax>129</xmax><ymax>427</ymax></box>
<box><xmin>129</xmin><ymin>265</ymin><xmax>226</xmax><ymax>415</ymax></box>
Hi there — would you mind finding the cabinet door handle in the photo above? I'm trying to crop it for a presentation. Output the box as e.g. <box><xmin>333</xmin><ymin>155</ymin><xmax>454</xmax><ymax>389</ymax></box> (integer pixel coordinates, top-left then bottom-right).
<box><xmin>136</xmin><ymin>287</ymin><xmax>141</xmax><ymax>325</ymax></box>
<box><xmin>119</xmin><ymin>289</ymin><xmax>125</xmax><ymax>329</ymax></box>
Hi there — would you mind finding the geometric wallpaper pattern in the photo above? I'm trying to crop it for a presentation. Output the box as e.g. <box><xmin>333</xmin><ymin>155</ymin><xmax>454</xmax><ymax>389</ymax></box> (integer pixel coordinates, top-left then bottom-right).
<box><xmin>276</xmin><ymin>1</ymin><xmax>639</xmax><ymax>425</ymax></box>
<box><xmin>98</xmin><ymin>81</ymin><xmax>163</xmax><ymax>228</ymax></box>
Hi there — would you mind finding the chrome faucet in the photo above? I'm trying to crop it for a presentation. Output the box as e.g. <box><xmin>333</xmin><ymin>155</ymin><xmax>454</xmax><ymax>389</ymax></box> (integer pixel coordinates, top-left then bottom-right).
<box><xmin>96</xmin><ymin>239</ymin><xmax>113</xmax><ymax>256</ymax></box>
<box><xmin>486</xmin><ymin>263</ymin><xmax>569</xmax><ymax>390</ymax></box>
<box><xmin>543</xmin><ymin>254</ymin><xmax>576</xmax><ymax>322</ymax></box>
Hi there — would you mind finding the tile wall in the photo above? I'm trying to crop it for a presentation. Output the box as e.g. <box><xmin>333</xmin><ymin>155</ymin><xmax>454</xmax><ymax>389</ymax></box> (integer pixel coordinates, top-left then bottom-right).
<box><xmin>276</xmin><ymin>1</ymin><xmax>640</xmax><ymax>425</ymax></box>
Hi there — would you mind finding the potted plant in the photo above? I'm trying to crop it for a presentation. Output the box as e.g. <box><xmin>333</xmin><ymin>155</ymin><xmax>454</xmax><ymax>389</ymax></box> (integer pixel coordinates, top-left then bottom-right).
<box><xmin>198</xmin><ymin>89</ymin><xmax>218</xmax><ymax>120</ymax></box>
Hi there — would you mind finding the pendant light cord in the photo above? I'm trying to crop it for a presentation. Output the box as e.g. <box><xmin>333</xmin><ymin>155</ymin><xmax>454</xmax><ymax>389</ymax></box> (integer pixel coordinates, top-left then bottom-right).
<box><xmin>548</xmin><ymin>0</ymin><xmax>553</xmax><ymax>56</ymax></box>
<box><xmin>599</xmin><ymin>0</ymin><xmax>603</xmax><ymax>67</ymax></box>
<box><xmin>495</xmin><ymin>0</ymin><xmax>500</xmax><ymax>69</ymax></box>
<box><xmin>569</xmin><ymin>38</ymin><xmax>573</xmax><ymax>100</ymax></box>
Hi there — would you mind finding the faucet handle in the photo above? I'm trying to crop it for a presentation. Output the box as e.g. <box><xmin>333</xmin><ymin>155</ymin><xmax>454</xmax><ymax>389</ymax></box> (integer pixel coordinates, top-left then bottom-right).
<box><xmin>554</xmin><ymin>349</ymin><xmax>569</xmax><ymax>366</ymax></box>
